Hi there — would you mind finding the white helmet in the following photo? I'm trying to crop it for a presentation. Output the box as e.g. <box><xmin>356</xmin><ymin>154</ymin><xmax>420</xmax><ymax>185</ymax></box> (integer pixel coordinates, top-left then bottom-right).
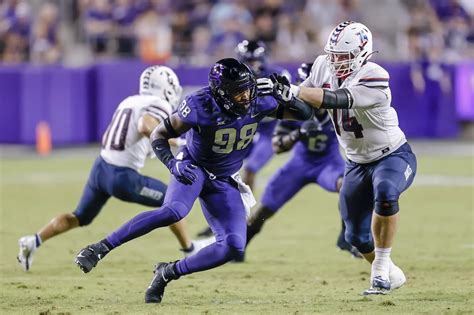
<box><xmin>324</xmin><ymin>21</ymin><xmax>373</xmax><ymax>78</ymax></box>
<box><xmin>139</xmin><ymin>66</ymin><xmax>183</xmax><ymax>109</ymax></box>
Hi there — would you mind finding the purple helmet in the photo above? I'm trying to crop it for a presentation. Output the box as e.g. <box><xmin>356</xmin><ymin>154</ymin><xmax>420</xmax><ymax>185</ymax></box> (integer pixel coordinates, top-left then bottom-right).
<box><xmin>295</xmin><ymin>62</ymin><xmax>313</xmax><ymax>84</ymax></box>
<box><xmin>209</xmin><ymin>58</ymin><xmax>257</xmax><ymax>117</ymax></box>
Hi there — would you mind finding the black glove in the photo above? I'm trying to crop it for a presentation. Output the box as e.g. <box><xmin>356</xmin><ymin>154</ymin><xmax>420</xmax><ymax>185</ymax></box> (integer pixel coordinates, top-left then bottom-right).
<box><xmin>167</xmin><ymin>159</ymin><xmax>198</xmax><ymax>185</ymax></box>
<box><xmin>299</xmin><ymin>120</ymin><xmax>319</xmax><ymax>141</ymax></box>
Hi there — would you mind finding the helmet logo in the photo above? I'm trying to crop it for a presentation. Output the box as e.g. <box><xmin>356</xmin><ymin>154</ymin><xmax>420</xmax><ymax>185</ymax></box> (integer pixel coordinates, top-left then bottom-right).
<box><xmin>141</xmin><ymin>66</ymin><xmax>157</xmax><ymax>90</ymax></box>
<box><xmin>356</xmin><ymin>30</ymin><xmax>368</xmax><ymax>49</ymax></box>
<box><xmin>211</xmin><ymin>63</ymin><xmax>225</xmax><ymax>76</ymax></box>
<box><xmin>330</xmin><ymin>21</ymin><xmax>355</xmax><ymax>45</ymax></box>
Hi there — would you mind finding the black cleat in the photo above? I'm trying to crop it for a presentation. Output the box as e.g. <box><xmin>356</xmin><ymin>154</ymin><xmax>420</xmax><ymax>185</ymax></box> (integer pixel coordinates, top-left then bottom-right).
<box><xmin>75</xmin><ymin>242</ymin><xmax>110</xmax><ymax>273</ymax></box>
<box><xmin>232</xmin><ymin>252</ymin><xmax>245</xmax><ymax>263</ymax></box>
<box><xmin>196</xmin><ymin>226</ymin><xmax>213</xmax><ymax>238</ymax></box>
<box><xmin>336</xmin><ymin>230</ymin><xmax>363</xmax><ymax>259</ymax></box>
<box><xmin>145</xmin><ymin>262</ymin><xmax>180</xmax><ymax>303</ymax></box>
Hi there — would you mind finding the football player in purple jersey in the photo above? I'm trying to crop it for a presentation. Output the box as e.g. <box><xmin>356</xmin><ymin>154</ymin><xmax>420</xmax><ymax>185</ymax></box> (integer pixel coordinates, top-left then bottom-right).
<box><xmin>74</xmin><ymin>58</ymin><xmax>314</xmax><ymax>304</ymax></box>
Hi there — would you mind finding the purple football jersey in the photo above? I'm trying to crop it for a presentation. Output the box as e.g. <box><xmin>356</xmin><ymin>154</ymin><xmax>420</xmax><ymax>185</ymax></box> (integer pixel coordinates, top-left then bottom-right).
<box><xmin>177</xmin><ymin>87</ymin><xmax>278</xmax><ymax>177</ymax></box>
<box><xmin>278</xmin><ymin>112</ymin><xmax>341</xmax><ymax>161</ymax></box>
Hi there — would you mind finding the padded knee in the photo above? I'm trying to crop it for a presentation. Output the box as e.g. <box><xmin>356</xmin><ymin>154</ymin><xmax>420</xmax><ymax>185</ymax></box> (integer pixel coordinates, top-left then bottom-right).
<box><xmin>224</xmin><ymin>233</ymin><xmax>246</xmax><ymax>260</ymax></box>
<box><xmin>374</xmin><ymin>200</ymin><xmax>399</xmax><ymax>216</ymax></box>
<box><xmin>345</xmin><ymin>231</ymin><xmax>374</xmax><ymax>254</ymax></box>
<box><xmin>375</xmin><ymin>179</ymin><xmax>399</xmax><ymax>202</ymax></box>
<box><xmin>162</xmin><ymin>200</ymin><xmax>190</xmax><ymax>222</ymax></box>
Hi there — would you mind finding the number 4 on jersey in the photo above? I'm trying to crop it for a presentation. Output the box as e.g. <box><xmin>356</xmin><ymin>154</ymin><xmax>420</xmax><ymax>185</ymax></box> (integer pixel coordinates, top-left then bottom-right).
<box><xmin>333</xmin><ymin>109</ymin><xmax>364</xmax><ymax>138</ymax></box>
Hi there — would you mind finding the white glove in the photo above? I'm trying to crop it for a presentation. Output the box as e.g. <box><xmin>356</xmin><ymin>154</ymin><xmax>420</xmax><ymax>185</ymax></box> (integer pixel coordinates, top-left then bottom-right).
<box><xmin>256</xmin><ymin>78</ymin><xmax>274</xmax><ymax>96</ymax></box>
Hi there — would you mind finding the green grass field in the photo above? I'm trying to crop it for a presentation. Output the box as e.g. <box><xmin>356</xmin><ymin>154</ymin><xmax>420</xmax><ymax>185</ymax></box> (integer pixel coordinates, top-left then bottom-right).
<box><xmin>1</xmin><ymin>144</ymin><xmax>473</xmax><ymax>314</ymax></box>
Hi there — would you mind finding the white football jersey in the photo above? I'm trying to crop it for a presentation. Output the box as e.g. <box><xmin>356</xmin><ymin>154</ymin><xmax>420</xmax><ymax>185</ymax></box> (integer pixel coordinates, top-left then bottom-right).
<box><xmin>100</xmin><ymin>95</ymin><xmax>172</xmax><ymax>170</ymax></box>
<box><xmin>301</xmin><ymin>55</ymin><xmax>406</xmax><ymax>163</ymax></box>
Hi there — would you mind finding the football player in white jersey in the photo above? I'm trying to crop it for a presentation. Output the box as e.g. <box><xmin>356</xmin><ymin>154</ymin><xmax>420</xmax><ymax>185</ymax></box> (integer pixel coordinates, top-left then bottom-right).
<box><xmin>17</xmin><ymin>66</ymin><xmax>200</xmax><ymax>271</ymax></box>
<box><xmin>260</xmin><ymin>21</ymin><xmax>417</xmax><ymax>295</ymax></box>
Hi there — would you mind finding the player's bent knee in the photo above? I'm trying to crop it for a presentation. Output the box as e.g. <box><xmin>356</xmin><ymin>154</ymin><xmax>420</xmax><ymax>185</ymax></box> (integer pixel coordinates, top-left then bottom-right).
<box><xmin>162</xmin><ymin>200</ymin><xmax>191</xmax><ymax>222</ymax></box>
<box><xmin>73</xmin><ymin>211</ymin><xmax>96</xmax><ymax>226</ymax></box>
<box><xmin>225</xmin><ymin>233</ymin><xmax>246</xmax><ymax>259</ymax></box>
<box><xmin>345</xmin><ymin>232</ymin><xmax>374</xmax><ymax>254</ymax></box>
<box><xmin>374</xmin><ymin>200</ymin><xmax>400</xmax><ymax>216</ymax></box>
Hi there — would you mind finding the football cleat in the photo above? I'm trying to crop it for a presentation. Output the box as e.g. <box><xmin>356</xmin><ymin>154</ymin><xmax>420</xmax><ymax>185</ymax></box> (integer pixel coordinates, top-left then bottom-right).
<box><xmin>75</xmin><ymin>242</ymin><xmax>110</xmax><ymax>273</ymax></box>
<box><xmin>363</xmin><ymin>276</ymin><xmax>391</xmax><ymax>295</ymax></box>
<box><xmin>145</xmin><ymin>262</ymin><xmax>180</xmax><ymax>303</ymax></box>
<box><xmin>17</xmin><ymin>235</ymin><xmax>37</xmax><ymax>272</ymax></box>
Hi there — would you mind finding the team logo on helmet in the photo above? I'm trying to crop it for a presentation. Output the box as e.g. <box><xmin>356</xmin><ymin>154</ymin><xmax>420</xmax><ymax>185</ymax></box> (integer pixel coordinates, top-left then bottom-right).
<box><xmin>330</xmin><ymin>21</ymin><xmax>355</xmax><ymax>46</ymax></box>
<box><xmin>356</xmin><ymin>30</ymin><xmax>369</xmax><ymax>49</ymax></box>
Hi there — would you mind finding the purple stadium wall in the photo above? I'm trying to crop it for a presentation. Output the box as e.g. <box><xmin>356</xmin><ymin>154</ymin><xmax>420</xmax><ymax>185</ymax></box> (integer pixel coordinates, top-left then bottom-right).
<box><xmin>0</xmin><ymin>60</ymin><xmax>471</xmax><ymax>145</ymax></box>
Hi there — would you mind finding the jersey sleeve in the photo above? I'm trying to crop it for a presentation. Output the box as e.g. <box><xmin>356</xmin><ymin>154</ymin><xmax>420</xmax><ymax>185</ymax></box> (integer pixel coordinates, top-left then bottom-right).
<box><xmin>143</xmin><ymin>99</ymin><xmax>172</xmax><ymax>122</ymax></box>
<box><xmin>177</xmin><ymin>95</ymin><xmax>199</xmax><ymax>126</ymax></box>
<box><xmin>299</xmin><ymin>55</ymin><xmax>327</xmax><ymax>88</ymax></box>
<box><xmin>258</xmin><ymin>95</ymin><xmax>279</xmax><ymax>116</ymax></box>
<box><xmin>347</xmin><ymin>64</ymin><xmax>391</xmax><ymax>109</ymax></box>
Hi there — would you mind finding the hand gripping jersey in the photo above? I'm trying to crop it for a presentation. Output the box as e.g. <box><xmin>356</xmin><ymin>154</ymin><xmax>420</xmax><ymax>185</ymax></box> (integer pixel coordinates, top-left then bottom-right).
<box><xmin>101</xmin><ymin>95</ymin><xmax>173</xmax><ymax>170</ymax></box>
<box><xmin>301</xmin><ymin>55</ymin><xmax>406</xmax><ymax>163</ymax></box>
<box><xmin>177</xmin><ymin>87</ymin><xmax>278</xmax><ymax>177</ymax></box>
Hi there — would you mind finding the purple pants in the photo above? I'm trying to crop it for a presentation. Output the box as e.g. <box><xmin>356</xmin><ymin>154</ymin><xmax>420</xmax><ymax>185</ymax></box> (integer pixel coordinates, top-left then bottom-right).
<box><xmin>106</xmin><ymin>166</ymin><xmax>247</xmax><ymax>276</ymax></box>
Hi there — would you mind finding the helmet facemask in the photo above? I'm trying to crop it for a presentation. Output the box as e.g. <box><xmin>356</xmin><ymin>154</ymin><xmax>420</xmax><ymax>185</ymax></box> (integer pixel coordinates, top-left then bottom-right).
<box><xmin>324</xmin><ymin>21</ymin><xmax>373</xmax><ymax>79</ymax></box>
<box><xmin>325</xmin><ymin>50</ymin><xmax>360</xmax><ymax>78</ymax></box>
<box><xmin>217</xmin><ymin>78</ymin><xmax>257</xmax><ymax>116</ymax></box>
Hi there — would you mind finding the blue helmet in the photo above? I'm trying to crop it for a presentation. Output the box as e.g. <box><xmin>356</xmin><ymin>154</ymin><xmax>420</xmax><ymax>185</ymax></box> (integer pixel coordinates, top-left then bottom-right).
<box><xmin>235</xmin><ymin>40</ymin><xmax>267</xmax><ymax>76</ymax></box>
<box><xmin>209</xmin><ymin>58</ymin><xmax>257</xmax><ymax>117</ymax></box>
<box><xmin>295</xmin><ymin>62</ymin><xmax>313</xmax><ymax>84</ymax></box>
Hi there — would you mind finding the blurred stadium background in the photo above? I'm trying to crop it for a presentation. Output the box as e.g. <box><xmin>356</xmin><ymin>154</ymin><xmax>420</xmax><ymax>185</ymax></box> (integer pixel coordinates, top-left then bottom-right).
<box><xmin>0</xmin><ymin>0</ymin><xmax>473</xmax><ymax>314</ymax></box>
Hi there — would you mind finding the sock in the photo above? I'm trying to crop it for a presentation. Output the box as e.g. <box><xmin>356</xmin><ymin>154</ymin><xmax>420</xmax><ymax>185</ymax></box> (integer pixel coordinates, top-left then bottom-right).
<box><xmin>372</xmin><ymin>247</ymin><xmax>391</xmax><ymax>280</ymax></box>
<box><xmin>35</xmin><ymin>234</ymin><xmax>42</xmax><ymax>248</ymax></box>
<box><xmin>181</xmin><ymin>243</ymin><xmax>195</xmax><ymax>253</ymax></box>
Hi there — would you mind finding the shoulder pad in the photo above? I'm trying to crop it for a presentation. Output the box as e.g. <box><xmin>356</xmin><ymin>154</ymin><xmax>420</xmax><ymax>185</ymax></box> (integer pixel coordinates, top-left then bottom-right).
<box><xmin>144</xmin><ymin>97</ymin><xmax>172</xmax><ymax>121</ymax></box>
<box><xmin>355</xmin><ymin>63</ymin><xmax>390</xmax><ymax>88</ymax></box>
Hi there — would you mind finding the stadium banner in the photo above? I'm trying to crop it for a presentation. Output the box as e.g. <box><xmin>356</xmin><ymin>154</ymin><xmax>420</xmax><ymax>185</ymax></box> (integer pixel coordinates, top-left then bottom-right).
<box><xmin>0</xmin><ymin>61</ymin><xmax>468</xmax><ymax>144</ymax></box>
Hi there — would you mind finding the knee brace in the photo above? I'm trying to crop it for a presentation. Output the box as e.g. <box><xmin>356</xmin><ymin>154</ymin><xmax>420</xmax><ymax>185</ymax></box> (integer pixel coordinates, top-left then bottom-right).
<box><xmin>374</xmin><ymin>200</ymin><xmax>400</xmax><ymax>216</ymax></box>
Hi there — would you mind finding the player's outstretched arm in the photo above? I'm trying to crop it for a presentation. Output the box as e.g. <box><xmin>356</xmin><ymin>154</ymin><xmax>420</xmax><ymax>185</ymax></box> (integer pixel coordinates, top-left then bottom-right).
<box><xmin>267</xmin><ymin>73</ymin><xmax>354</xmax><ymax>110</ymax></box>
<box><xmin>298</xmin><ymin>85</ymin><xmax>353</xmax><ymax>110</ymax></box>
<box><xmin>138</xmin><ymin>113</ymin><xmax>161</xmax><ymax>138</ymax></box>
<box><xmin>150</xmin><ymin>114</ymin><xmax>196</xmax><ymax>185</ymax></box>
<box><xmin>139</xmin><ymin>113</ymin><xmax>185</xmax><ymax>147</ymax></box>
<box><xmin>258</xmin><ymin>75</ymin><xmax>313</xmax><ymax>121</ymax></box>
